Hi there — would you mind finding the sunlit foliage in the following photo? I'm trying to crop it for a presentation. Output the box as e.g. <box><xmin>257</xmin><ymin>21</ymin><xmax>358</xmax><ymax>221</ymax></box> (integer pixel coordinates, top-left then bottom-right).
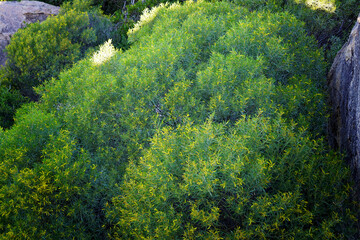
<box><xmin>0</xmin><ymin>0</ymin><xmax>357</xmax><ymax>238</ymax></box>
<box><xmin>0</xmin><ymin>0</ymin><xmax>114</xmax><ymax>129</ymax></box>
<box><xmin>109</xmin><ymin>116</ymin><xmax>355</xmax><ymax>239</ymax></box>
<box><xmin>0</xmin><ymin>0</ymin><xmax>113</xmax><ymax>100</ymax></box>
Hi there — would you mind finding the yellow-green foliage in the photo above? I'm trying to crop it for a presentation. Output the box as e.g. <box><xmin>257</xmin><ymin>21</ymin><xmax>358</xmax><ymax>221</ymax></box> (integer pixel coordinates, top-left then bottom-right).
<box><xmin>0</xmin><ymin>0</ymin><xmax>113</xmax><ymax>100</ymax></box>
<box><xmin>108</xmin><ymin>116</ymin><xmax>354</xmax><ymax>239</ymax></box>
<box><xmin>234</xmin><ymin>0</ymin><xmax>360</xmax><ymax>64</ymax></box>
<box><xmin>0</xmin><ymin>107</ymin><xmax>109</xmax><ymax>238</ymax></box>
<box><xmin>0</xmin><ymin>0</ymin><xmax>357</xmax><ymax>238</ymax></box>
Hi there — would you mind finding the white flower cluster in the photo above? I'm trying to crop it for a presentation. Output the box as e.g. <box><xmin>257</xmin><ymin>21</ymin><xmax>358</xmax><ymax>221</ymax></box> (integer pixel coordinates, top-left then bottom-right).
<box><xmin>92</xmin><ymin>39</ymin><xmax>115</xmax><ymax>65</ymax></box>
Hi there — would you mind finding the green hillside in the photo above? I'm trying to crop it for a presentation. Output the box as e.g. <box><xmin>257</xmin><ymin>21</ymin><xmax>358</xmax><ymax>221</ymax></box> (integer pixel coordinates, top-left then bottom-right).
<box><xmin>0</xmin><ymin>0</ymin><xmax>358</xmax><ymax>239</ymax></box>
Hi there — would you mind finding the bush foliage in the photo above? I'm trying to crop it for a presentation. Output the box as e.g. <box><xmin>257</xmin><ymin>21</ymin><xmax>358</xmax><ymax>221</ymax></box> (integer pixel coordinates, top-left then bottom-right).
<box><xmin>234</xmin><ymin>0</ymin><xmax>360</xmax><ymax>64</ymax></box>
<box><xmin>0</xmin><ymin>0</ymin><xmax>115</xmax><ymax>129</ymax></box>
<box><xmin>1</xmin><ymin>0</ymin><xmax>358</xmax><ymax>130</ymax></box>
<box><xmin>109</xmin><ymin>116</ymin><xmax>355</xmax><ymax>239</ymax></box>
<box><xmin>0</xmin><ymin>0</ymin><xmax>357</xmax><ymax>238</ymax></box>
<box><xmin>0</xmin><ymin>0</ymin><xmax>113</xmax><ymax>100</ymax></box>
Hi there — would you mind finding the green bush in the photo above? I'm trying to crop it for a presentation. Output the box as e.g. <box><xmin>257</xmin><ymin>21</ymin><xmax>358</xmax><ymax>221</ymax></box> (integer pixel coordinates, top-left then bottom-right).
<box><xmin>0</xmin><ymin>103</ymin><xmax>123</xmax><ymax>238</ymax></box>
<box><xmin>0</xmin><ymin>123</ymin><xmax>104</xmax><ymax>238</ymax></box>
<box><xmin>101</xmin><ymin>2</ymin><xmax>355</xmax><ymax>238</ymax></box>
<box><xmin>0</xmin><ymin>0</ymin><xmax>113</xmax><ymax>100</ymax></box>
<box><xmin>36</xmin><ymin>1</ymin><xmax>252</xmax><ymax>160</ymax></box>
<box><xmin>0</xmin><ymin>0</ymin><xmax>115</xmax><ymax>129</ymax></box>
<box><xmin>107</xmin><ymin>116</ymin><xmax>356</xmax><ymax>239</ymax></box>
<box><xmin>234</xmin><ymin>0</ymin><xmax>360</xmax><ymax>65</ymax></box>
<box><xmin>0</xmin><ymin>47</ymin><xmax>124</xmax><ymax>238</ymax></box>
<box><xmin>0</xmin><ymin>1</ymin><xmax>357</xmax><ymax>238</ymax></box>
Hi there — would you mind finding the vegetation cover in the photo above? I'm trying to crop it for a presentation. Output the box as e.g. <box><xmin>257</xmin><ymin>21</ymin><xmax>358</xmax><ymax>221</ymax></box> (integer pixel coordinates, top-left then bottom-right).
<box><xmin>235</xmin><ymin>0</ymin><xmax>360</xmax><ymax>65</ymax></box>
<box><xmin>1</xmin><ymin>0</ymin><xmax>359</xmax><ymax>129</ymax></box>
<box><xmin>0</xmin><ymin>0</ymin><xmax>358</xmax><ymax>239</ymax></box>
<box><xmin>0</xmin><ymin>0</ymin><xmax>114</xmax><ymax>99</ymax></box>
<box><xmin>0</xmin><ymin>0</ymin><xmax>114</xmax><ymax>127</ymax></box>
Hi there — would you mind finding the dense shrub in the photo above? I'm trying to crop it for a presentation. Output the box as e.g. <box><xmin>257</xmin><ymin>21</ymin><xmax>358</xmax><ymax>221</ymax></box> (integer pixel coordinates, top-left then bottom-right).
<box><xmin>0</xmin><ymin>111</ymin><xmax>107</xmax><ymax>238</ymax></box>
<box><xmin>107</xmin><ymin>116</ymin><xmax>355</xmax><ymax>239</ymax></box>
<box><xmin>100</xmin><ymin>3</ymin><xmax>355</xmax><ymax>238</ymax></box>
<box><xmin>0</xmin><ymin>0</ymin><xmax>115</xmax><ymax>129</ymax></box>
<box><xmin>234</xmin><ymin>0</ymin><xmax>360</xmax><ymax>65</ymax></box>
<box><xmin>36</xmin><ymin>1</ymin><xmax>252</xmax><ymax>160</ymax></box>
<box><xmin>0</xmin><ymin>0</ymin><xmax>113</xmax><ymax>100</ymax></box>
<box><xmin>0</xmin><ymin>1</ymin><xmax>357</xmax><ymax>238</ymax></box>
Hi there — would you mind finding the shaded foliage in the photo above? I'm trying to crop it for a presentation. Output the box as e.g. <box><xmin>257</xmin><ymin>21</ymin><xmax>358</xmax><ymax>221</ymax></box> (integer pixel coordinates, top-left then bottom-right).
<box><xmin>0</xmin><ymin>86</ymin><xmax>27</xmax><ymax>129</ymax></box>
<box><xmin>234</xmin><ymin>0</ymin><xmax>360</xmax><ymax>65</ymax></box>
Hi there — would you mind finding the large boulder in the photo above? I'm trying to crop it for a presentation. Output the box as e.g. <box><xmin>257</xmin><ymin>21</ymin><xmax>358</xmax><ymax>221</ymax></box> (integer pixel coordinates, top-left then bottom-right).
<box><xmin>328</xmin><ymin>13</ymin><xmax>360</xmax><ymax>182</ymax></box>
<box><xmin>0</xmin><ymin>1</ymin><xmax>60</xmax><ymax>66</ymax></box>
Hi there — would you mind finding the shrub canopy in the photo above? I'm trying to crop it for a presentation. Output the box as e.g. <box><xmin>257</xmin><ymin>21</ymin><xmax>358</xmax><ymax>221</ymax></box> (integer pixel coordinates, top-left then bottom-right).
<box><xmin>0</xmin><ymin>0</ymin><xmax>113</xmax><ymax>100</ymax></box>
<box><xmin>0</xmin><ymin>1</ymin><xmax>356</xmax><ymax>238</ymax></box>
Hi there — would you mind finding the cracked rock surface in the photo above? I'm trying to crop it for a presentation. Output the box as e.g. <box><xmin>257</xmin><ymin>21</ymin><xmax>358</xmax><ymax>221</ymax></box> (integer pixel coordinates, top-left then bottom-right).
<box><xmin>328</xmin><ymin>13</ymin><xmax>360</xmax><ymax>182</ymax></box>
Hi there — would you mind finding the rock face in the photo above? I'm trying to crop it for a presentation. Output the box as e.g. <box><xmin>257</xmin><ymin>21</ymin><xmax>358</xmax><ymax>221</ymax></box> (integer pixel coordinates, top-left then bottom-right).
<box><xmin>328</xmin><ymin>13</ymin><xmax>360</xmax><ymax>182</ymax></box>
<box><xmin>0</xmin><ymin>1</ymin><xmax>60</xmax><ymax>66</ymax></box>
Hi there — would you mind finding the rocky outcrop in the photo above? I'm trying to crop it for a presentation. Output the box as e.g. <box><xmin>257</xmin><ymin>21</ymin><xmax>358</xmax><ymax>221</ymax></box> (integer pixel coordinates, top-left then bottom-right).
<box><xmin>0</xmin><ymin>1</ymin><xmax>60</xmax><ymax>66</ymax></box>
<box><xmin>328</xmin><ymin>13</ymin><xmax>360</xmax><ymax>181</ymax></box>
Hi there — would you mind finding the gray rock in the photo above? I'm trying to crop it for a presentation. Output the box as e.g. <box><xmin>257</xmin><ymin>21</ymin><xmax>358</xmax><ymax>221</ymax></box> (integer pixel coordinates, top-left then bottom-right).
<box><xmin>0</xmin><ymin>1</ymin><xmax>60</xmax><ymax>66</ymax></box>
<box><xmin>328</xmin><ymin>13</ymin><xmax>360</xmax><ymax>182</ymax></box>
